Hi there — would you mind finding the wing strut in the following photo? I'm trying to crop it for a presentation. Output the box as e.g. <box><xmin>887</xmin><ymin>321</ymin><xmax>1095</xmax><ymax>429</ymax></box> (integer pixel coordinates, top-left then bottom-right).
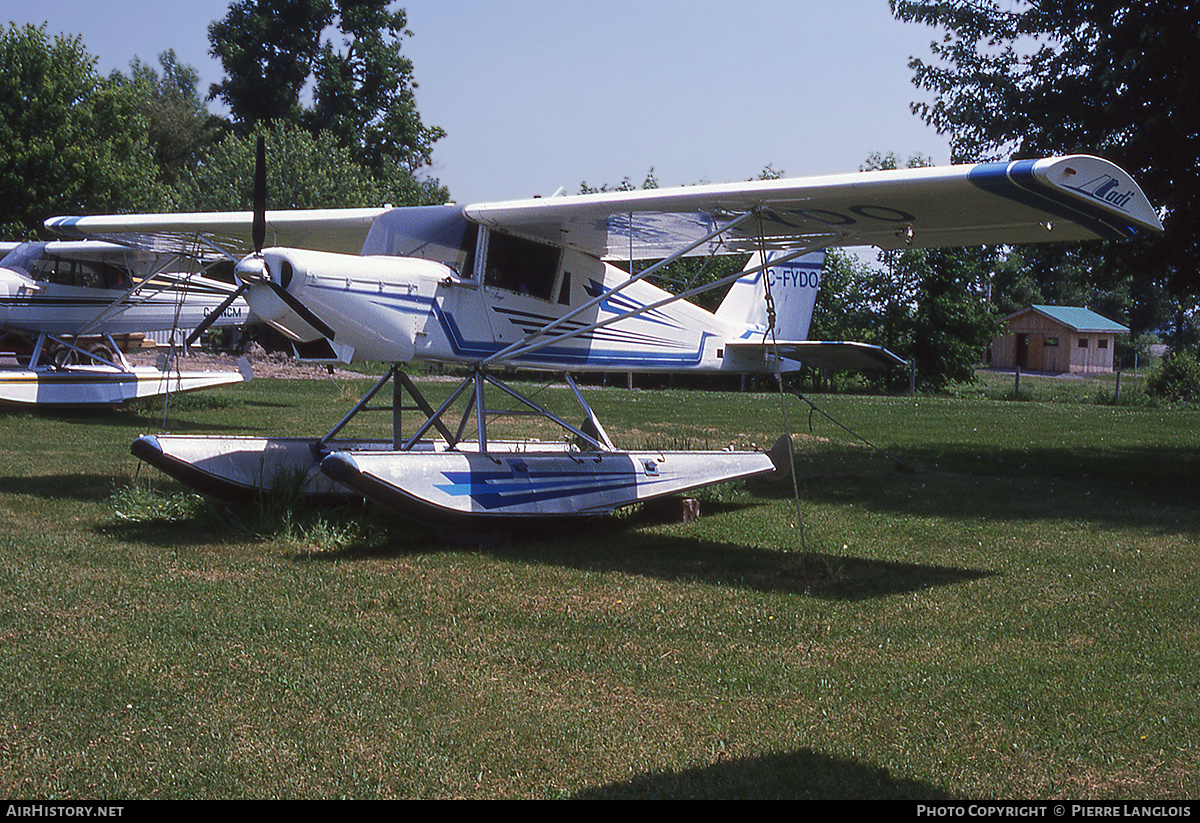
<box><xmin>489</xmin><ymin>235</ymin><xmax>837</xmax><ymax>367</ymax></box>
<box><xmin>478</xmin><ymin>210</ymin><xmax>762</xmax><ymax>369</ymax></box>
<box><xmin>74</xmin><ymin>251</ymin><xmax>189</xmax><ymax>337</ymax></box>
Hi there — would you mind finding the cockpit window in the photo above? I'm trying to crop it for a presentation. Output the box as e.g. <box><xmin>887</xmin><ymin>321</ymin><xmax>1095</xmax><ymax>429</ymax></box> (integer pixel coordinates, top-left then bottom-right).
<box><xmin>0</xmin><ymin>242</ymin><xmax>48</xmax><ymax>277</ymax></box>
<box><xmin>39</xmin><ymin>258</ymin><xmax>132</xmax><ymax>289</ymax></box>
<box><xmin>0</xmin><ymin>243</ymin><xmax>133</xmax><ymax>288</ymax></box>
<box><xmin>483</xmin><ymin>231</ymin><xmax>561</xmax><ymax>300</ymax></box>
<box><xmin>359</xmin><ymin>205</ymin><xmax>562</xmax><ymax>297</ymax></box>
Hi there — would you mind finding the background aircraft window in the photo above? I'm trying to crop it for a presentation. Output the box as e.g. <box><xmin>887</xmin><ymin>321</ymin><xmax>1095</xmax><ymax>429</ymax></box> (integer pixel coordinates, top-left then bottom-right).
<box><xmin>484</xmin><ymin>231</ymin><xmax>561</xmax><ymax>300</ymax></box>
<box><xmin>97</xmin><ymin>262</ymin><xmax>133</xmax><ymax>289</ymax></box>
<box><xmin>55</xmin><ymin>261</ymin><xmax>101</xmax><ymax>288</ymax></box>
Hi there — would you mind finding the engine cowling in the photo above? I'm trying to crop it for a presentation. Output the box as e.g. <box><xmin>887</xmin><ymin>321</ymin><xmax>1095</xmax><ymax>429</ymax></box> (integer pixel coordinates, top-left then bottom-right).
<box><xmin>243</xmin><ymin>248</ymin><xmax>451</xmax><ymax>363</ymax></box>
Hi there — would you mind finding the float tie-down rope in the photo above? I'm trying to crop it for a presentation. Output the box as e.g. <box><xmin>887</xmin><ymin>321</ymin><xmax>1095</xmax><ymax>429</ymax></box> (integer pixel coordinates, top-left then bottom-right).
<box><xmin>782</xmin><ymin>385</ymin><xmax>918</xmax><ymax>473</ymax></box>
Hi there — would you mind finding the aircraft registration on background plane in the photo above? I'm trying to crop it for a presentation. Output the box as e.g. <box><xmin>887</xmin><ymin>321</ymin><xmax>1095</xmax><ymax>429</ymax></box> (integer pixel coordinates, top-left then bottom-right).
<box><xmin>0</xmin><ymin>240</ymin><xmax>255</xmax><ymax>406</ymax></box>
<box><xmin>47</xmin><ymin>151</ymin><xmax>1162</xmax><ymax>524</ymax></box>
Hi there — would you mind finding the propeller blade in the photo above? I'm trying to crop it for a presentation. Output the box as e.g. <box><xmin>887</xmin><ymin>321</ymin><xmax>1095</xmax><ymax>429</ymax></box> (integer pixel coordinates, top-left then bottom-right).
<box><xmin>264</xmin><ymin>279</ymin><xmax>338</xmax><ymax>341</ymax></box>
<box><xmin>252</xmin><ymin>135</ymin><xmax>266</xmax><ymax>253</ymax></box>
<box><xmin>183</xmin><ymin>284</ymin><xmax>248</xmax><ymax>348</ymax></box>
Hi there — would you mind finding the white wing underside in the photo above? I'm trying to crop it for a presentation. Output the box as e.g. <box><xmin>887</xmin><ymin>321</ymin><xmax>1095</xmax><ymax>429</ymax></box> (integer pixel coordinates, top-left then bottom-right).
<box><xmin>45</xmin><ymin>156</ymin><xmax>1161</xmax><ymax>263</ymax></box>
<box><xmin>463</xmin><ymin>155</ymin><xmax>1162</xmax><ymax>259</ymax></box>
<box><xmin>46</xmin><ymin>209</ymin><xmax>387</xmax><ymax>261</ymax></box>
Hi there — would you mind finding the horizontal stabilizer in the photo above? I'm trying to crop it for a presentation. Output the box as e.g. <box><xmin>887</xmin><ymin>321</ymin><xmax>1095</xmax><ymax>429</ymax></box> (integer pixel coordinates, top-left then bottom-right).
<box><xmin>726</xmin><ymin>340</ymin><xmax>906</xmax><ymax>371</ymax></box>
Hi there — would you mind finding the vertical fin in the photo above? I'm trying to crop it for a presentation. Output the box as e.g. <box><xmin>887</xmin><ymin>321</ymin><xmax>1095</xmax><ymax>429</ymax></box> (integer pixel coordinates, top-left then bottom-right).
<box><xmin>715</xmin><ymin>250</ymin><xmax>824</xmax><ymax>340</ymax></box>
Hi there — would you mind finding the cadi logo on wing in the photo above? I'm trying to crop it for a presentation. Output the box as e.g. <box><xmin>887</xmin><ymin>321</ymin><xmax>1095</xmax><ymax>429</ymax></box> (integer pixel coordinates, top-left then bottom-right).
<box><xmin>1065</xmin><ymin>175</ymin><xmax>1136</xmax><ymax>211</ymax></box>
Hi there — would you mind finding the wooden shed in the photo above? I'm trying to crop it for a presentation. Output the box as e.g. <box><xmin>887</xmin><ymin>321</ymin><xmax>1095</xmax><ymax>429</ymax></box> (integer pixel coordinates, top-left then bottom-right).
<box><xmin>989</xmin><ymin>305</ymin><xmax>1128</xmax><ymax>374</ymax></box>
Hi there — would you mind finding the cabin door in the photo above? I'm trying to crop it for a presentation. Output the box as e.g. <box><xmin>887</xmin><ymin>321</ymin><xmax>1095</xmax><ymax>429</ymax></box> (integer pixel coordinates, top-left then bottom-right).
<box><xmin>1016</xmin><ymin>334</ymin><xmax>1029</xmax><ymax>369</ymax></box>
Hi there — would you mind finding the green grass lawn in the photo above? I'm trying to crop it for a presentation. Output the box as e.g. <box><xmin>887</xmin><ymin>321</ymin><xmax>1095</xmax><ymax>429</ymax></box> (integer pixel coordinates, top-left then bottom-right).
<box><xmin>0</xmin><ymin>370</ymin><xmax>1196</xmax><ymax>798</ymax></box>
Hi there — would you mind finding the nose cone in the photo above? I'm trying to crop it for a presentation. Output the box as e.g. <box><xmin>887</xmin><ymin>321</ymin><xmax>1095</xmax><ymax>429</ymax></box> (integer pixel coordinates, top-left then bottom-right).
<box><xmin>234</xmin><ymin>254</ymin><xmax>266</xmax><ymax>286</ymax></box>
<box><xmin>237</xmin><ymin>250</ymin><xmax>327</xmax><ymax>344</ymax></box>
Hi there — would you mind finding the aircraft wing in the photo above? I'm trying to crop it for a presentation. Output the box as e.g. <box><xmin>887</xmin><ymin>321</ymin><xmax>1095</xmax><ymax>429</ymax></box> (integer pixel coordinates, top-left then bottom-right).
<box><xmin>464</xmin><ymin>155</ymin><xmax>1163</xmax><ymax>260</ymax></box>
<box><xmin>727</xmin><ymin>340</ymin><xmax>908</xmax><ymax>371</ymax></box>
<box><xmin>45</xmin><ymin>208</ymin><xmax>387</xmax><ymax>261</ymax></box>
<box><xmin>1</xmin><ymin>239</ymin><xmax>187</xmax><ymax>280</ymax></box>
<box><xmin>43</xmin><ymin>240</ymin><xmax>168</xmax><ymax>268</ymax></box>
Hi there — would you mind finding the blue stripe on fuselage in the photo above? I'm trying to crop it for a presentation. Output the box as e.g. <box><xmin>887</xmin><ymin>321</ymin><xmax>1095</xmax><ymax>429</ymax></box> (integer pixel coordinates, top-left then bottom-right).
<box><xmin>307</xmin><ymin>280</ymin><xmax>711</xmax><ymax>368</ymax></box>
<box><xmin>434</xmin><ymin>304</ymin><xmax>713</xmax><ymax>368</ymax></box>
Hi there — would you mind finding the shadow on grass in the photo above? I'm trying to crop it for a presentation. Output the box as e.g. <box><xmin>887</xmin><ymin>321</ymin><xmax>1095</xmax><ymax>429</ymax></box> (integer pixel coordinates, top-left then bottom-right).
<box><xmin>758</xmin><ymin>440</ymin><xmax>1200</xmax><ymax>536</ymax></box>
<box><xmin>572</xmin><ymin>746</ymin><xmax>953</xmax><ymax>799</ymax></box>
<box><xmin>472</xmin><ymin>526</ymin><xmax>994</xmax><ymax>601</ymax></box>
<box><xmin>299</xmin><ymin>501</ymin><xmax>992</xmax><ymax>600</ymax></box>
<box><xmin>2</xmin><ymin>405</ymin><xmax>275</xmax><ymax>435</ymax></box>
<box><xmin>0</xmin><ymin>473</ymin><xmax>123</xmax><ymax>503</ymax></box>
<box><xmin>137</xmin><ymin>419</ymin><xmax>275</xmax><ymax>434</ymax></box>
<box><xmin>239</xmin><ymin>399</ymin><xmax>299</xmax><ymax>410</ymax></box>
<box><xmin>101</xmin><ymin>516</ymin><xmax>257</xmax><ymax>548</ymax></box>
<box><xmin>97</xmin><ymin>489</ymin><xmax>994</xmax><ymax>600</ymax></box>
<box><xmin>4</xmin><ymin>406</ymin><xmax>152</xmax><ymax>428</ymax></box>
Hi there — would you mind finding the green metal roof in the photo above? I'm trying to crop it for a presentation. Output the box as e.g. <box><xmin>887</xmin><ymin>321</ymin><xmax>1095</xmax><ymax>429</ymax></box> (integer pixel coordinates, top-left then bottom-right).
<box><xmin>1018</xmin><ymin>305</ymin><xmax>1130</xmax><ymax>334</ymax></box>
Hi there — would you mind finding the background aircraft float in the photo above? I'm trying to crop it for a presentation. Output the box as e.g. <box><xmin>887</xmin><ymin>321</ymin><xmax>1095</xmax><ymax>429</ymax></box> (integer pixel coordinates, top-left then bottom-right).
<box><xmin>48</xmin><ymin>152</ymin><xmax>1162</xmax><ymax>524</ymax></box>
<box><xmin>0</xmin><ymin>239</ymin><xmax>255</xmax><ymax>406</ymax></box>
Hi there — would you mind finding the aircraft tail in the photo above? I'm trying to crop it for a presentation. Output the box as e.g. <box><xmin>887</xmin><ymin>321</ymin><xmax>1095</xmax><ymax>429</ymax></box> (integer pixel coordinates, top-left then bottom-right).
<box><xmin>714</xmin><ymin>250</ymin><xmax>824</xmax><ymax>340</ymax></box>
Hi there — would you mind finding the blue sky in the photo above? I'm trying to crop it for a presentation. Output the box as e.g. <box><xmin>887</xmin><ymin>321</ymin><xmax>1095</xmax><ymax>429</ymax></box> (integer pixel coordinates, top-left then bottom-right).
<box><xmin>4</xmin><ymin>0</ymin><xmax>951</xmax><ymax>205</ymax></box>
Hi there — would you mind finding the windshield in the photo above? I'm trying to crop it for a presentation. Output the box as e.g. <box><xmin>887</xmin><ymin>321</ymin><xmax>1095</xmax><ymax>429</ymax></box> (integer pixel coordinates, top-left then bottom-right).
<box><xmin>360</xmin><ymin>205</ymin><xmax>478</xmax><ymax>277</ymax></box>
<box><xmin>0</xmin><ymin>242</ymin><xmax>49</xmax><ymax>277</ymax></box>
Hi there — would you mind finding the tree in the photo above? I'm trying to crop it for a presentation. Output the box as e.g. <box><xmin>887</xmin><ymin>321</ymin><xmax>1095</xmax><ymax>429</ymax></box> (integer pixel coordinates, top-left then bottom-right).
<box><xmin>208</xmin><ymin>0</ymin><xmax>333</xmax><ymax>127</ymax></box>
<box><xmin>809</xmin><ymin>249</ymin><xmax>879</xmax><ymax>346</ymax></box>
<box><xmin>891</xmin><ymin>1</ymin><xmax>1199</xmax><ymax>300</ymax></box>
<box><xmin>308</xmin><ymin>1</ymin><xmax>445</xmax><ymax>175</ymax></box>
<box><xmin>174</xmin><ymin>121</ymin><xmax>447</xmax><ymax>212</ymax></box>
<box><xmin>208</xmin><ymin>0</ymin><xmax>445</xmax><ymax>204</ymax></box>
<box><xmin>122</xmin><ymin>51</ymin><xmax>228</xmax><ymax>188</ymax></box>
<box><xmin>0</xmin><ymin>24</ymin><xmax>165</xmax><ymax>237</ymax></box>
<box><xmin>908</xmin><ymin>247</ymin><xmax>998</xmax><ymax>392</ymax></box>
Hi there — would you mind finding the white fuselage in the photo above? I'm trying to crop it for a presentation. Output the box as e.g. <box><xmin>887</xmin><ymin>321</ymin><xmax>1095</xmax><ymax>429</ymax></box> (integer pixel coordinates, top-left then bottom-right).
<box><xmin>239</xmin><ymin>203</ymin><xmax>822</xmax><ymax>373</ymax></box>
<box><xmin>0</xmin><ymin>270</ymin><xmax>251</xmax><ymax>337</ymax></box>
<box><xmin>0</xmin><ymin>241</ymin><xmax>253</xmax><ymax>338</ymax></box>
<box><xmin>246</xmin><ymin>244</ymin><xmax>812</xmax><ymax>373</ymax></box>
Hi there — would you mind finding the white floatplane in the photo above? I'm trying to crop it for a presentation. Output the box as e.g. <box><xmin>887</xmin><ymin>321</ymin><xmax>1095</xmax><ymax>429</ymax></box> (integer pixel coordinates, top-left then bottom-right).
<box><xmin>50</xmin><ymin>153</ymin><xmax>1162</xmax><ymax>523</ymax></box>
<box><xmin>0</xmin><ymin>239</ymin><xmax>255</xmax><ymax>406</ymax></box>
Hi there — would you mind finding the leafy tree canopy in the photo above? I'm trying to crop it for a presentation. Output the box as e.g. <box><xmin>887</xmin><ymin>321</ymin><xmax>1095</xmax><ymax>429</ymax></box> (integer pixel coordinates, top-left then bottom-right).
<box><xmin>308</xmin><ymin>1</ymin><xmax>445</xmax><ymax>175</ymax></box>
<box><xmin>118</xmin><ymin>51</ymin><xmax>229</xmax><ymax>188</ymax></box>
<box><xmin>209</xmin><ymin>0</ymin><xmax>444</xmax><ymax>180</ymax></box>
<box><xmin>208</xmin><ymin>0</ymin><xmax>331</xmax><ymax>127</ymax></box>
<box><xmin>0</xmin><ymin>24</ymin><xmax>165</xmax><ymax>237</ymax></box>
<box><xmin>891</xmin><ymin>0</ymin><xmax>1199</xmax><ymax>298</ymax></box>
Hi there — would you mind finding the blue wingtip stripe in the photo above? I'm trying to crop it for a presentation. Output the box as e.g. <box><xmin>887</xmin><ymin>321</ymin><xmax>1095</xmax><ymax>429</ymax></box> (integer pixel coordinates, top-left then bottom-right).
<box><xmin>968</xmin><ymin>160</ymin><xmax>1142</xmax><ymax>240</ymax></box>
